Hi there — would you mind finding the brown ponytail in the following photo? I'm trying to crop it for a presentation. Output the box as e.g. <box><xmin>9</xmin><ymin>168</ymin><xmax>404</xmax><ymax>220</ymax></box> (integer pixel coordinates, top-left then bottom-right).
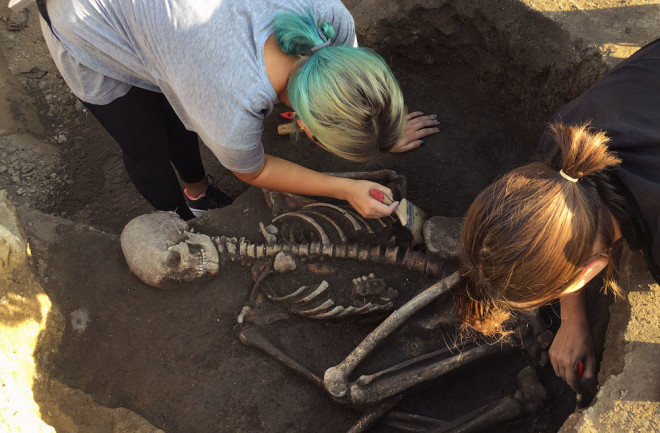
<box><xmin>456</xmin><ymin>122</ymin><xmax>623</xmax><ymax>336</ymax></box>
<box><xmin>552</xmin><ymin>122</ymin><xmax>622</xmax><ymax>180</ymax></box>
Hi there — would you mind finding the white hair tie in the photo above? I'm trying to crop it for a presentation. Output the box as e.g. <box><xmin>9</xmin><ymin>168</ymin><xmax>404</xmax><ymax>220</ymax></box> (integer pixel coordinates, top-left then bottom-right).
<box><xmin>559</xmin><ymin>169</ymin><xmax>578</xmax><ymax>183</ymax></box>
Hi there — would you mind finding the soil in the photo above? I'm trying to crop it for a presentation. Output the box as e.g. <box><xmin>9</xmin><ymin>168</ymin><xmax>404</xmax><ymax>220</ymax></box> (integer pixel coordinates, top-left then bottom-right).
<box><xmin>0</xmin><ymin>1</ymin><xmax>615</xmax><ymax>432</ymax></box>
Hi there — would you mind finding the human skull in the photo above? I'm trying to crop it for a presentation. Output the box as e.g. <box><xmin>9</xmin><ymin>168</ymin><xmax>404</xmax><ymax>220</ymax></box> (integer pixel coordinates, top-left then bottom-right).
<box><xmin>120</xmin><ymin>212</ymin><xmax>219</xmax><ymax>288</ymax></box>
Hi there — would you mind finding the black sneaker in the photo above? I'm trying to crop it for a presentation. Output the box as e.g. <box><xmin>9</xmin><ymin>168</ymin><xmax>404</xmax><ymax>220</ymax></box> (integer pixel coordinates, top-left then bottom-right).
<box><xmin>185</xmin><ymin>178</ymin><xmax>233</xmax><ymax>217</ymax></box>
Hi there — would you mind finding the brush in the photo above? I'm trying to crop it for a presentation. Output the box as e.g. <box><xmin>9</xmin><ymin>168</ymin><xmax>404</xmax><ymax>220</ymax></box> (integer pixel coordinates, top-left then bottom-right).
<box><xmin>369</xmin><ymin>189</ymin><xmax>427</xmax><ymax>246</ymax></box>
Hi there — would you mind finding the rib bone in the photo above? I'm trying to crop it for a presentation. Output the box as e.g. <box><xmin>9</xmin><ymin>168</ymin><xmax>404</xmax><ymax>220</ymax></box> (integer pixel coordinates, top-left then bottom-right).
<box><xmin>303</xmin><ymin>203</ymin><xmax>363</xmax><ymax>231</ymax></box>
<box><xmin>272</xmin><ymin>212</ymin><xmax>331</xmax><ymax>244</ymax></box>
<box><xmin>324</xmin><ymin>272</ymin><xmax>459</xmax><ymax>398</ymax></box>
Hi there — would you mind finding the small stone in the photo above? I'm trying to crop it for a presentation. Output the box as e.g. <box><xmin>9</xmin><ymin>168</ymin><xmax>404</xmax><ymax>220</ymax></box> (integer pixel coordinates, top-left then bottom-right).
<box><xmin>265</xmin><ymin>224</ymin><xmax>278</xmax><ymax>235</ymax></box>
<box><xmin>423</xmin><ymin>216</ymin><xmax>464</xmax><ymax>258</ymax></box>
<box><xmin>70</xmin><ymin>308</ymin><xmax>91</xmax><ymax>332</ymax></box>
<box><xmin>259</xmin><ymin>222</ymin><xmax>278</xmax><ymax>244</ymax></box>
<box><xmin>273</xmin><ymin>251</ymin><xmax>296</xmax><ymax>273</ymax></box>
<box><xmin>7</xmin><ymin>8</ymin><xmax>29</xmax><ymax>31</ymax></box>
<box><xmin>0</xmin><ymin>165</ymin><xmax>6</xmax><ymax>173</ymax></box>
<box><xmin>56</xmin><ymin>134</ymin><xmax>67</xmax><ymax>143</ymax></box>
<box><xmin>19</xmin><ymin>66</ymin><xmax>47</xmax><ymax>79</ymax></box>
<box><xmin>16</xmin><ymin>188</ymin><xmax>24</xmax><ymax>195</ymax></box>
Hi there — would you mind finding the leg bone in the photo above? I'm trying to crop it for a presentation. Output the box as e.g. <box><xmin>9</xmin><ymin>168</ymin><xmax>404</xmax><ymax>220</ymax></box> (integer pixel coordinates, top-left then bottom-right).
<box><xmin>344</xmin><ymin>343</ymin><xmax>509</xmax><ymax>405</ymax></box>
<box><xmin>345</xmin><ymin>396</ymin><xmax>403</xmax><ymax>433</ymax></box>
<box><xmin>238</xmin><ymin>325</ymin><xmax>323</xmax><ymax>389</ymax></box>
<box><xmin>324</xmin><ymin>272</ymin><xmax>460</xmax><ymax>398</ymax></box>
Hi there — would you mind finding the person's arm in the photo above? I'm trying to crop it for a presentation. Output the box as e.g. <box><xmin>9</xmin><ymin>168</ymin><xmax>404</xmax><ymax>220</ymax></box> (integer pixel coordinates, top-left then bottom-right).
<box><xmin>549</xmin><ymin>290</ymin><xmax>595</xmax><ymax>391</ymax></box>
<box><xmin>232</xmin><ymin>155</ymin><xmax>398</xmax><ymax>218</ymax></box>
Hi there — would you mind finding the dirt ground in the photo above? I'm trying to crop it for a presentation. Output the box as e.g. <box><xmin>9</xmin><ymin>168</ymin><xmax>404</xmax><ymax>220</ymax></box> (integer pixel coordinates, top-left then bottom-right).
<box><xmin>0</xmin><ymin>1</ymin><xmax>624</xmax><ymax>432</ymax></box>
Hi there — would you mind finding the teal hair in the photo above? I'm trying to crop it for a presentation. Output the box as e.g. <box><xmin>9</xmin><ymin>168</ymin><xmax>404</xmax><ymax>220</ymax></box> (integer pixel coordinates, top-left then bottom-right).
<box><xmin>273</xmin><ymin>10</ymin><xmax>407</xmax><ymax>161</ymax></box>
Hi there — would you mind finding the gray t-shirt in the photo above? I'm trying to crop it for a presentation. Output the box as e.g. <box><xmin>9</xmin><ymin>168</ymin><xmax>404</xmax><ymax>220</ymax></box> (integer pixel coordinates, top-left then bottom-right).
<box><xmin>41</xmin><ymin>0</ymin><xmax>357</xmax><ymax>173</ymax></box>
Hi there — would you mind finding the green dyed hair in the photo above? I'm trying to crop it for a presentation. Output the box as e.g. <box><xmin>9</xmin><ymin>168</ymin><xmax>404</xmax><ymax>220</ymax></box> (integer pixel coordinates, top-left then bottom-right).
<box><xmin>273</xmin><ymin>10</ymin><xmax>407</xmax><ymax>161</ymax></box>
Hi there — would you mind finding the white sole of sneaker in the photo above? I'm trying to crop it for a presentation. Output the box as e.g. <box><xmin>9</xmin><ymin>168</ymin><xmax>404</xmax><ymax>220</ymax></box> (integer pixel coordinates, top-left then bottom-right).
<box><xmin>189</xmin><ymin>207</ymin><xmax>207</xmax><ymax>217</ymax></box>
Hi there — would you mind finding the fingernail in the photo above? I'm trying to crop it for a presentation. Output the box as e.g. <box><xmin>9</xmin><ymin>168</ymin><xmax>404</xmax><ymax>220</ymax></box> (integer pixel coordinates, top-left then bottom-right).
<box><xmin>431</xmin><ymin>113</ymin><xmax>438</xmax><ymax>118</ymax></box>
<box><xmin>419</xmin><ymin>140</ymin><xmax>425</xmax><ymax>146</ymax></box>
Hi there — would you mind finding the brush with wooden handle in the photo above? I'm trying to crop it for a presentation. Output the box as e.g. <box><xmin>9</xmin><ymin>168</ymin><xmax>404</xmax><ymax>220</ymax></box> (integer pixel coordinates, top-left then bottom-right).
<box><xmin>369</xmin><ymin>189</ymin><xmax>427</xmax><ymax>246</ymax></box>
<box><xmin>278</xmin><ymin>122</ymin><xmax>295</xmax><ymax>135</ymax></box>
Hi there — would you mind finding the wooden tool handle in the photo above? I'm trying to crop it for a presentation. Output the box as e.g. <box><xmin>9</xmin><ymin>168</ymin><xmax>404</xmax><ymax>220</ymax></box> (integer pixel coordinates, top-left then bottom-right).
<box><xmin>278</xmin><ymin>122</ymin><xmax>295</xmax><ymax>135</ymax></box>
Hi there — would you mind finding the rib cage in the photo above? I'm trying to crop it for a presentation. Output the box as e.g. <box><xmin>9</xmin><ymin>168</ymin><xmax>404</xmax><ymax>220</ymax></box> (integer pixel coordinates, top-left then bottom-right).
<box><xmin>273</xmin><ymin>203</ymin><xmax>392</xmax><ymax>245</ymax></box>
<box><xmin>261</xmin><ymin>279</ymin><xmax>395</xmax><ymax>319</ymax></box>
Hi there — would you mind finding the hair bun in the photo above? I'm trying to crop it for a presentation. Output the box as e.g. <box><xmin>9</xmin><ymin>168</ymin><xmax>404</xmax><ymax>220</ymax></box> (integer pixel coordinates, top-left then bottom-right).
<box><xmin>319</xmin><ymin>21</ymin><xmax>337</xmax><ymax>41</ymax></box>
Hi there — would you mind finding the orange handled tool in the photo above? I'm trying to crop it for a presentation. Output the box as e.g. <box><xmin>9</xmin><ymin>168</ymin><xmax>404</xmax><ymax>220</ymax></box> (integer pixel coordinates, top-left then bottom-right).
<box><xmin>369</xmin><ymin>189</ymin><xmax>393</xmax><ymax>204</ymax></box>
<box><xmin>575</xmin><ymin>361</ymin><xmax>585</xmax><ymax>410</ymax></box>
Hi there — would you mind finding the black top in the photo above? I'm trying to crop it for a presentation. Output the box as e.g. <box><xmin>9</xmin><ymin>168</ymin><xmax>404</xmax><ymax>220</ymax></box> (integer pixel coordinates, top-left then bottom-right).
<box><xmin>538</xmin><ymin>38</ymin><xmax>660</xmax><ymax>284</ymax></box>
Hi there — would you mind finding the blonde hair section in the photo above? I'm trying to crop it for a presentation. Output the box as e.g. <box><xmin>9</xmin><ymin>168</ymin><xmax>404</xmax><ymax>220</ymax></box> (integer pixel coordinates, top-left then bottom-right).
<box><xmin>456</xmin><ymin>122</ymin><xmax>623</xmax><ymax>336</ymax></box>
<box><xmin>289</xmin><ymin>49</ymin><xmax>407</xmax><ymax>161</ymax></box>
<box><xmin>273</xmin><ymin>10</ymin><xmax>407</xmax><ymax>161</ymax></box>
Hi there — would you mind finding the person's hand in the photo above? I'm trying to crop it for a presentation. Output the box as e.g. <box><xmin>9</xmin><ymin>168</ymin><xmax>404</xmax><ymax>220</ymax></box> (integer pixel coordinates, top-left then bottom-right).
<box><xmin>549</xmin><ymin>318</ymin><xmax>595</xmax><ymax>392</ymax></box>
<box><xmin>389</xmin><ymin>111</ymin><xmax>440</xmax><ymax>153</ymax></box>
<box><xmin>343</xmin><ymin>180</ymin><xmax>398</xmax><ymax>219</ymax></box>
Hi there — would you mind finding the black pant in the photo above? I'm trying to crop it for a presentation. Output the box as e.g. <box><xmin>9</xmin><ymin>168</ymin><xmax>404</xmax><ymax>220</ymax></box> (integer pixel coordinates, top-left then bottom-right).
<box><xmin>83</xmin><ymin>87</ymin><xmax>203</xmax><ymax>220</ymax></box>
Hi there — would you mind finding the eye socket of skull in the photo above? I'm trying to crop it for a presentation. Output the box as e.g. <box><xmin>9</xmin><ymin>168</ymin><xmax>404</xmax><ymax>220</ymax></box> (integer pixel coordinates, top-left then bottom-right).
<box><xmin>166</xmin><ymin>249</ymin><xmax>182</xmax><ymax>270</ymax></box>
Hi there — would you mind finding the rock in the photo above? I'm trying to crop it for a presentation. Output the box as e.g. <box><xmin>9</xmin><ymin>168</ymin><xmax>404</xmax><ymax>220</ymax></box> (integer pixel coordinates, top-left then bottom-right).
<box><xmin>423</xmin><ymin>216</ymin><xmax>463</xmax><ymax>259</ymax></box>
<box><xmin>70</xmin><ymin>308</ymin><xmax>91</xmax><ymax>332</ymax></box>
<box><xmin>75</xmin><ymin>99</ymin><xmax>86</xmax><ymax>112</ymax></box>
<box><xmin>18</xmin><ymin>66</ymin><xmax>48</xmax><ymax>80</ymax></box>
<box><xmin>7</xmin><ymin>8</ymin><xmax>29</xmax><ymax>32</ymax></box>
<box><xmin>273</xmin><ymin>251</ymin><xmax>296</xmax><ymax>273</ymax></box>
<box><xmin>259</xmin><ymin>222</ymin><xmax>278</xmax><ymax>244</ymax></box>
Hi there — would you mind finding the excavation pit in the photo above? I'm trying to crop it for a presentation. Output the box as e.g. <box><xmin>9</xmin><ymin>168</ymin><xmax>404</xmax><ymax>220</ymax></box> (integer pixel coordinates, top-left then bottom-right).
<box><xmin>0</xmin><ymin>1</ymin><xmax>633</xmax><ymax>432</ymax></box>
